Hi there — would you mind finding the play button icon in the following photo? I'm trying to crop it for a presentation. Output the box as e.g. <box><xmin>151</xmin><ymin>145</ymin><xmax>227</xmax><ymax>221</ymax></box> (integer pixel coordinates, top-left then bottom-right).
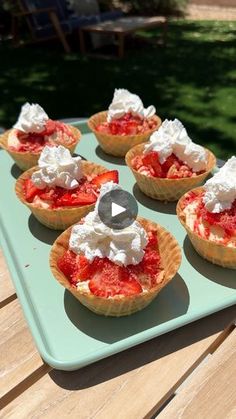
<box><xmin>98</xmin><ymin>189</ymin><xmax>138</xmax><ymax>230</ymax></box>
<box><xmin>111</xmin><ymin>202</ymin><xmax>126</xmax><ymax>218</ymax></box>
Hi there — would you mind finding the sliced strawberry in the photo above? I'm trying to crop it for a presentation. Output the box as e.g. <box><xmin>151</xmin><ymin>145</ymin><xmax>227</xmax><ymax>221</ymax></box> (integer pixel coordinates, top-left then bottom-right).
<box><xmin>24</xmin><ymin>179</ymin><xmax>41</xmax><ymax>202</ymax></box>
<box><xmin>142</xmin><ymin>151</ymin><xmax>162</xmax><ymax>177</ymax></box>
<box><xmin>124</xmin><ymin>120</ymin><xmax>139</xmax><ymax>135</ymax></box>
<box><xmin>76</xmin><ymin>255</ymin><xmax>98</xmax><ymax>280</ymax></box>
<box><xmin>39</xmin><ymin>189</ymin><xmax>56</xmax><ymax>201</ymax></box>
<box><xmin>162</xmin><ymin>154</ymin><xmax>180</xmax><ymax>174</ymax></box>
<box><xmin>56</xmin><ymin>191</ymin><xmax>97</xmax><ymax>207</ymax></box>
<box><xmin>146</xmin><ymin>229</ymin><xmax>158</xmax><ymax>248</ymax></box>
<box><xmin>89</xmin><ymin>261</ymin><xmax>142</xmax><ymax>298</ymax></box>
<box><xmin>91</xmin><ymin>170</ymin><xmax>119</xmax><ymax>187</ymax></box>
<box><xmin>57</xmin><ymin>250</ymin><xmax>77</xmax><ymax>284</ymax></box>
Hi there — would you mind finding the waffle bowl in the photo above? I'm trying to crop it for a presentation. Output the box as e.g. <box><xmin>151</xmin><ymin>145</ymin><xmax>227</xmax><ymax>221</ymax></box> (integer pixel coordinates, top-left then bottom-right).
<box><xmin>125</xmin><ymin>144</ymin><xmax>216</xmax><ymax>202</ymax></box>
<box><xmin>15</xmin><ymin>161</ymin><xmax>107</xmax><ymax>230</ymax></box>
<box><xmin>49</xmin><ymin>217</ymin><xmax>182</xmax><ymax>317</ymax></box>
<box><xmin>177</xmin><ymin>187</ymin><xmax>236</xmax><ymax>269</ymax></box>
<box><xmin>87</xmin><ymin>111</ymin><xmax>162</xmax><ymax>157</ymax></box>
<box><xmin>0</xmin><ymin>125</ymin><xmax>81</xmax><ymax>171</ymax></box>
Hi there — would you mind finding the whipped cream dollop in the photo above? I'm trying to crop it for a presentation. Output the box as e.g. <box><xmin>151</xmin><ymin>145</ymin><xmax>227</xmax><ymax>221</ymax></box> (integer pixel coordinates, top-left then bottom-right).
<box><xmin>203</xmin><ymin>156</ymin><xmax>236</xmax><ymax>213</ymax></box>
<box><xmin>107</xmin><ymin>89</ymin><xmax>156</xmax><ymax>122</ymax></box>
<box><xmin>31</xmin><ymin>145</ymin><xmax>82</xmax><ymax>190</ymax></box>
<box><xmin>69</xmin><ymin>182</ymin><xmax>148</xmax><ymax>266</ymax></box>
<box><xmin>14</xmin><ymin>102</ymin><xmax>49</xmax><ymax>133</ymax></box>
<box><xmin>144</xmin><ymin>119</ymin><xmax>207</xmax><ymax>172</ymax></box>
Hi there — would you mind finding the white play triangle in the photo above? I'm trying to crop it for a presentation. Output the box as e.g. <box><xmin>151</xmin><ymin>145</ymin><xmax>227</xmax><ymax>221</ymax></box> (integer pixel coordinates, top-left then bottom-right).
<box><xmin>111</xmin><ymin>202</ymin><xmax>126</xmax><ymax>218</ymax></box>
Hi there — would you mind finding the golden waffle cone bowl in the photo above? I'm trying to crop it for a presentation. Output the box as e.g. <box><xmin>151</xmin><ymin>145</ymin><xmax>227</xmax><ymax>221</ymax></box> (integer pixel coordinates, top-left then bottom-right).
<box><xmin>49</xmin><ymin>217</ymin><xmax>182</xmax><ymax>316</ymax></box>
<box><xmin>88</xmin><ymin>111</ymin><xmax>162</xmax><ymax>157</ymax></box>
<box><xmin>177</xmin><ymin>187</ymin><xmax>236</xmax><ymax>269</ymax></box>
<box><xmin>126</xmin><ymin>144</ymin><xmax>216</xmax><ymax>201</ymax></box>
<box><xmin>0</xmin><ymin>125</ymin><xmax>81</xmax><ymax>171</ymax></box>
<box><xmin>15</xmin><ymin>161</ymin><xmax>107</xmax><ymax>230</ymax></box>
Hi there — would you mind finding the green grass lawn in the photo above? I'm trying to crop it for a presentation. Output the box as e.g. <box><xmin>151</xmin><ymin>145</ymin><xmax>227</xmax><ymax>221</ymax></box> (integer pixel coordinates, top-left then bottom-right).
<box><xmin>0</xmin><ymin>20</ymin><xmax>236</xmax><ymax>159</ymax></box>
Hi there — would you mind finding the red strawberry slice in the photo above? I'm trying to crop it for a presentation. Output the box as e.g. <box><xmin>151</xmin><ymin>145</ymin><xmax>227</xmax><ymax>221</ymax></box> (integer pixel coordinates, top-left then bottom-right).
<box><xmin>89</xmin><ymin>262</ymin><xmax>142</xmax><ymax>298</ymax></box>
<box><xmin>161</xmin><ymin>154</ymin><xmax>180</xmax><ymax>174</ymax></box>
<box><xmin>76</xmin><ymin>255</ymin><xmax>98</xmax><ymax>280</ymax></box>
<box><xmin>124</xmin><ymin>120</ymin><xmax>139</xmax><ymax>135</ymax></box>
<box><xmin>91</xmin><ymin>170</ymin><xmax>119</xmax><ymax>187</ymax></box>
<box><xmin>42</xmin><ymin>119</ymin><xmax>57</xmax><ymax>136</ymax></box>
<box><xmin>24</xmin><ymin>179</ymin><xmax>41</xmax><ymax>202</ymax></box>
<box><xmin>57</xmin><ymin>250</ymin><xmax>77</xmax><ymax>284</ymax></box>
<box><xmin>57</xmin><ymin>191</ymin><xmax>97</xmax><ymax>207</ymax></box>
<box><xmin>146</xmin><ymin>229</ymin><xmax>158</xmax><ymax>248</ymax></box>
<box><xmin>142</xmin><ymin>151</ymin><xmax>162</xmax><ymax>177</ymax></box>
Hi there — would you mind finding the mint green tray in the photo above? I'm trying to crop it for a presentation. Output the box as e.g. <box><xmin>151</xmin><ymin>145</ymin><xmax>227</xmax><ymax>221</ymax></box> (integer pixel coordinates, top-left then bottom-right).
<box><xmin>0</xmin><ymin>120</ymin><xmax>235</xmax><ymax>371</ymax></box>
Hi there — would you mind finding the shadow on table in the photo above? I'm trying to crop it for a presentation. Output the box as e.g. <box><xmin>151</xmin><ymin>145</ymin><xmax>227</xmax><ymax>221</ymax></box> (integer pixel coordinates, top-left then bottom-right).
<box><xmin>28</xmin><ymin>214</ymin><xmax>61</xmax><ymax>245</ymax></box>
<box><xmin>11</xmin><ymin>163</ymin><xmax>23</xmax><ymax>179</ymax></box>
<box><xmin>95</xmin><ymin>145</ymin><xmax>126</xmax><ymax>166</ymax></box>
<box><xmin>183</xmin><ymin>236</ymin><xmax>236</xmax><ymax>289</ymax></box>
<box><xmin>133</xmin><ymin>183</ymin><xmax>177</xmax><ymax>215</ymax></box>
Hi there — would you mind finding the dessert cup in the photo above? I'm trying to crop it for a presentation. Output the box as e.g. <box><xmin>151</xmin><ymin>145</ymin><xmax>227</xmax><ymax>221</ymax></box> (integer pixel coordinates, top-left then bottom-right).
<box><xmin>50</xmin><ymin>217</ymin><xmax>182</xmax><ymax>316</ymax></box>
<box><xmin>177</xmin><ymin>187</ymin><xmax>236</xmax><ymax>269</ymax></box>
<box><xmin>126</xmin><ymin>144</ymin><xmax>216</xmax><ymax>201</ymax></box>
<box><xmin>15</xmin><ymin>161</ymin><xmax>107</xmax><ymax>230</ymax></box>
<box><xmin>0</xmin><ymin>125</ymin><xmax>81</xmax><ymax>171</ymax></box>
<box><xmin>88</xmin><ymin>111</ymin><xmax>161</xmax><ymax>157</ymax></box>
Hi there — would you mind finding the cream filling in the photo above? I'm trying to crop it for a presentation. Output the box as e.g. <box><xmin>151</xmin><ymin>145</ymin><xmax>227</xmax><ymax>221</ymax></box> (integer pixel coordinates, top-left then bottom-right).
<box><xmin>183</xmin><ymin>201</ymin><xmax>236</xmax><ymax>247</ymax></box>
<box><xmin>32</xmin><ymin>196</ymin><xmax>50</xmax><ymax>209</ymax></box>
<box><xmin>8</xmin><ymin>129</ymin><xmax>21</xmax><ymax>148</ymax></box>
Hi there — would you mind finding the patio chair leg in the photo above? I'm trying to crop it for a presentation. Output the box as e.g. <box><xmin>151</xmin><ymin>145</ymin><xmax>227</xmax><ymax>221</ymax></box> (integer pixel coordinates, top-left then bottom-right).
<box><xmin>118</xmin><ymin>33</ymin><xmax>125</xmax><ymax>59</ymax></box>
<box><xmin>11</xmin><ymin>16</ymin><xmax>19</xmax><ymax>47</ymax></box>
<box><xmin>79</xmin><ymin>29</ymin><xmax>86</xmax><ymax>54</ymax></box>
<box><xmin>48</xmin><ymin>11</ymin><xmax>71</xmax><ymax>53</ymax></box>
<box><xmin>162</xmin><ymin>19</ymin><xmax>168</xmax><ymax>45</ymax></box>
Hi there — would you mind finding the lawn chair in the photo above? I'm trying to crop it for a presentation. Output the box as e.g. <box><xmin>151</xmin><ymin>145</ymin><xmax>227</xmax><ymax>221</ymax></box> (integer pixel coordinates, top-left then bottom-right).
<box><xmin>12</xmin><ymin>0</ymin><xmax>123</xmax><ymax>53</ymax></box>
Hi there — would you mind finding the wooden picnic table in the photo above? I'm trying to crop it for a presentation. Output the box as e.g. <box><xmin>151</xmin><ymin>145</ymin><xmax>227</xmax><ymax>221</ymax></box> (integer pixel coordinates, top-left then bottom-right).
<box><xmin>1</xmin><ymin>247</ymin><xmax>235</xmax><ymax>418</ymax></box>
<box><xmin>79</xmin><ymin>16</ymin><xmax>168</xmax><ymax>58</ymax></box>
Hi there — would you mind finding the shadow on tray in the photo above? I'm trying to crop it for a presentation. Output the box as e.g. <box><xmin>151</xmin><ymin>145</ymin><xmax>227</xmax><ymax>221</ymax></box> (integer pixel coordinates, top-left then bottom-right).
<box><xmin>133</xmin><ymin>184</ymin><xmax>177</xmax><ymax>215</ymax></box>
<box><xmin>50</xmin><ymin>279</ymin><xmax>235</xmax><ymax>390</ymax></box>
<box><xmin>95</xmin><ymin>145</ymin><xmax>126</xmax><ymax>166</ymax></box>
<box><xmin>11</xmin><ymin>163</ymin><xmax>23</xmax><ymax>179</ymax></box>
<box><xmin>28</xmin><ymin>214</ymin><xmax>61</xmax><ymax>244</ymax></box>
<box><xmin>64</xmin><ymin>273</ymin><xmax>190</xmax><ymax>344</ymax></box>
<box><xmin>183</xmin><ymin>236</ymin><xmax>236</xmax><ymax>289</ymax></box>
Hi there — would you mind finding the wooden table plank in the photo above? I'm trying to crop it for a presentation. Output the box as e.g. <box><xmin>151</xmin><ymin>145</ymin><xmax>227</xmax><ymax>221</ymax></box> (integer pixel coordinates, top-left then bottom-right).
<box><xmin>0</xmin><ymin>249</ymin><xmax>16</xmax><ymax>307</ymax></box>
<box><xmin>158</xmin><ymin>327</ymin><xmax>236</xmax><ymax>419</ymax></box>
<box><xmin>1</xmin><ymin>306</ymin><xmax>235</xmax><ymax>419</ymax></box>
<box><xmin>0</xmin><ymin>299</ymin><xmax>49</xmax><ymax>404</ymax></box>
<box><xmin>82</xmin><ymin>16</ymin><xmax>167</xmax><ymax>34</ymax></box>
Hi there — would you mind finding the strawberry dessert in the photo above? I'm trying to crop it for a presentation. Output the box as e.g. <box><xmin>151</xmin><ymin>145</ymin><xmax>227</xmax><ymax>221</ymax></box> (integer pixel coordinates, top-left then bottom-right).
<box><xmin>58</xmin><ymin>227</ymin><xmax>162</xmax><ymax>298</ymax></box>
<box><xmin>95</xmin><ymin>89</ymin><xmax>158</xmax><ymax>136</ymax></box>
<box><xmin>179</xmin><ymin>157</ymin><xmax>236</xmax><ymax>248</ymax></box>
<box><xmin>23</xmin><ymin>146</ymin><xmax>118</xmax><ymax>210</ymax></box>
<box><xmin>131</xmin><ymin>119</ymin><xmax>208</xmax><ymax>179</ymax></box>
<box><xmin>57</xmin><ymin>182</ymin><xmax>164</xmax><ymax>299</ymax></box>
<box><xmin>15</xmin><ymin>145</ymin><xmax>119</xmax><ymax>229</ymax></box>
<box><xmin>8</xmin><ymin>103</ymin><xmax>77</xmax><ymax>153</ymax></box>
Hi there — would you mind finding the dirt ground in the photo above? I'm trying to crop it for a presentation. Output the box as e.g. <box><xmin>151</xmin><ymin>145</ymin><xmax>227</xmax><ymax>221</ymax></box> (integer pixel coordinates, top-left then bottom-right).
<box><xmin>188</xmin><ymin>0</ymin><xmax>236</xmax><ymax>19</ymax></box>
<box><xmin>190</xmin><ymin>0</ymin><xmax>236</xmax><ymax>6</ymax></box>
